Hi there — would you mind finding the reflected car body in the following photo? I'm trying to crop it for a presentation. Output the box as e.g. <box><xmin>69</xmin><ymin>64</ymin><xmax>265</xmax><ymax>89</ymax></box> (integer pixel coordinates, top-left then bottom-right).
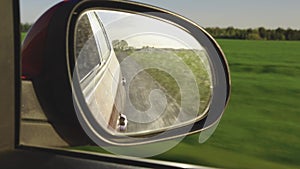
<box><xmin>75</xmin><ymin>11</ymin><xmax>125</xmax><ymax>132</ymax></box>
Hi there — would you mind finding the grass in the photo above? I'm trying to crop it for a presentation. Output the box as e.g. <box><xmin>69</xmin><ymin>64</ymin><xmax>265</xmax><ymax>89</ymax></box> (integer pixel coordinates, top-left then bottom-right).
<box><xmin>127</xmin><ymin>48</ymin><xmax>212</xmax><ymax>116</ymax></box>
<box><xmin>21</xmin><ymin>32</ymin><xmax>27</xmax><ymax>42</ymax></box>
<box><xmin>152</xmin><ymin>39</ymin><xmax>300</xmax><ymax>169</ymax></box>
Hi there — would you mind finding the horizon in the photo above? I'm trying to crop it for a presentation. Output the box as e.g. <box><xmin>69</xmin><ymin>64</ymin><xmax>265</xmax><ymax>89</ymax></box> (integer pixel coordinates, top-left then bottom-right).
<box><xmin>20</xmin><ymin>22</ymin><xmax>300</xmax><ymax>31</ymax></box>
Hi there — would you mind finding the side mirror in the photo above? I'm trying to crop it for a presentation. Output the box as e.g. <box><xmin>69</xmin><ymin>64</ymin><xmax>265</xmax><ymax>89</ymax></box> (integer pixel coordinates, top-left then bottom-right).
<box><xmin>22</xmin><ymin>0</ymin><xmax>230</xmax><ymax>146</ymax></box>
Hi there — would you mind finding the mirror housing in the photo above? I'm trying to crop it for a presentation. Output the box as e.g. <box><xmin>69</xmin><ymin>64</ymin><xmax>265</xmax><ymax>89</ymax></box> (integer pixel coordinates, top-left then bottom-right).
<box><xmin>22</xmin><ymin>0</ymin><xmax>230</xmax><ymax>146</ymax></box>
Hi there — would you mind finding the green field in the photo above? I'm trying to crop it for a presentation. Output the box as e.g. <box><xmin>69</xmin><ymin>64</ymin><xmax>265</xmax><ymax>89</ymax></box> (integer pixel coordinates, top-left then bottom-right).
<box><xmin>22</xmin><ymin>32</ymin><xmax>300</xmax><ymax>168</ymax></box>
<box><xmin>21</xmin><ymin>32</ymin><xmax>27</xmax><ymax>42</ymax></box>
<box><xmin>152</xmin><ymin>39</ymin><xmax>300</xmax><ymax>169</ymax></box>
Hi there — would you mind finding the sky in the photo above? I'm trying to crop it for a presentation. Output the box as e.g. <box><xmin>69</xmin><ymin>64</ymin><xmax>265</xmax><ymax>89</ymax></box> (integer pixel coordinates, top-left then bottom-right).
<box><xmin>21</xmin><ymin>0</ymin><xmax>300</xmax><ymax>29</ymax></box>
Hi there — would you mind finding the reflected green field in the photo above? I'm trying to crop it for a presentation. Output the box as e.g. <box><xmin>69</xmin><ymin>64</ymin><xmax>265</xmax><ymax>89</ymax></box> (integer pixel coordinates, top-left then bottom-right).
<box><xmin>128</xmin><ymin>48</ymin><xmax>212</xmax><ymax>117</ymax></box>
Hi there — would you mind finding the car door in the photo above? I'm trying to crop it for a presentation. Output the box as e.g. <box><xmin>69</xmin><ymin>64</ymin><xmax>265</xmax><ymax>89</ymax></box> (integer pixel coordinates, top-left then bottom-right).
<box><xmin>76</xmin><ymin>11</ymin><xmax>124</xmax><ymax>132</ymax></box>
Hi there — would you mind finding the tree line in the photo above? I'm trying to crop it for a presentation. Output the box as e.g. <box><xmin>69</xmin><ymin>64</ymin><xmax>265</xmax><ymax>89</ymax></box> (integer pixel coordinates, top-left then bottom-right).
<box><xmin>205</xmin><ymin>27</ymin><xmax>300</xmax><ymax>40</ymax></box>
<box><xmin>20</xmin><ymin>23</ymin><xmax>300</xmax><ymax>40</ymax></box>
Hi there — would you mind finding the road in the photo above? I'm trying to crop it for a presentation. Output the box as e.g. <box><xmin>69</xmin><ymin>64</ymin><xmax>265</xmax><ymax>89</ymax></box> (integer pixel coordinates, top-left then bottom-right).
<box><xmin>115</xmin><ymin>50</ymin><xmax>194</xmax><ymax>135</ymax></box>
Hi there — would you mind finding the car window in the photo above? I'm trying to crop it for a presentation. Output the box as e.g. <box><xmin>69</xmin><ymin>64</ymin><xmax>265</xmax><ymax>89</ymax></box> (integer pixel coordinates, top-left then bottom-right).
<box><xmin>75</xmin><ymin>13</ymin><xmax>101</xmax><ymax>81</ymax></box>
<box><xmin>75</xmin><ymin>12</ymin><xmax>112</xmax><ymax>81</ymax></box>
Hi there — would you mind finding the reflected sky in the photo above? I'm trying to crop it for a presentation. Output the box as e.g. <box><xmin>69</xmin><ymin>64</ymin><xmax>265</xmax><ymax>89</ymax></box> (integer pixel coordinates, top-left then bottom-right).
<box><xmin>95</xmin><ymin>10</ymin><xmax>204</xmax><ymax>50</ymax></box>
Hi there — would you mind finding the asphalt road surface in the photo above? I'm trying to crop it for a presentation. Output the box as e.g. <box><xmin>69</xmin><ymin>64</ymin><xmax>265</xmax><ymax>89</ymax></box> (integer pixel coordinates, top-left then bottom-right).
<box><xmin>117</xmin><ymin>51</ymin><xmax>196</xmax><ymax>135</ymax></box>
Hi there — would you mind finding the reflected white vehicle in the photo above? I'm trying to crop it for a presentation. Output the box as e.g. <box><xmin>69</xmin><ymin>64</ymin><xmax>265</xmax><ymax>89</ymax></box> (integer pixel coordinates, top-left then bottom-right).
<box><xmin>75</xmin><ymin>11</ymin><xmax>125</xmax><ymax>133</ymax></box>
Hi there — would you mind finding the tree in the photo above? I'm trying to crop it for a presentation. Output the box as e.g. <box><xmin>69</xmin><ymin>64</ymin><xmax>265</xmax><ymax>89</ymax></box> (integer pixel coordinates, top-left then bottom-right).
<box><xmin>274</xmin><ymin>28</ymin><xmax>286</xmax><ymax>40</ymax></box>
<box><xmin>258</xmin><ymin>27</ymin><xmax>267</xmax><ymax>39</ymax></box>
<box><xmin>20</xmin><ymin>23</ymin><xmax>32</xmax><ymax>32</ymax></box>
<box><xmin>112</xmin><ymin>40</ymin><xmax>129</xmax><ymax>50</ymax></box>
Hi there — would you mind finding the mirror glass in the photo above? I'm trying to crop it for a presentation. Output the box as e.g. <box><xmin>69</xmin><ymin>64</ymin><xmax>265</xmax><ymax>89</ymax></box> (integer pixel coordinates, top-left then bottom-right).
<box><xmin>74</xmin><ymin>10</ymin><xmax>213</xmax><ymax>136</ymax></box>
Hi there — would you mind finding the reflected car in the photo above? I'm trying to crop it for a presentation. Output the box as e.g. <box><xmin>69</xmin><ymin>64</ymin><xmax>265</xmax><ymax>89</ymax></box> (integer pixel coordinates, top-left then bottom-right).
<box><xmin>75</xmin><ymin>11</ymin><xmax>126</xmax><ymax>133</ymax></box>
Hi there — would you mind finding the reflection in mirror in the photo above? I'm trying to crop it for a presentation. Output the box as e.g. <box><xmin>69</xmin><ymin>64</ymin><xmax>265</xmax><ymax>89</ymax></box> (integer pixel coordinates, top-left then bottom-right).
<box><xmin>74</xmin><ymin>10</ymin><xmax>213</xmax><ymax>137</ymax></box>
